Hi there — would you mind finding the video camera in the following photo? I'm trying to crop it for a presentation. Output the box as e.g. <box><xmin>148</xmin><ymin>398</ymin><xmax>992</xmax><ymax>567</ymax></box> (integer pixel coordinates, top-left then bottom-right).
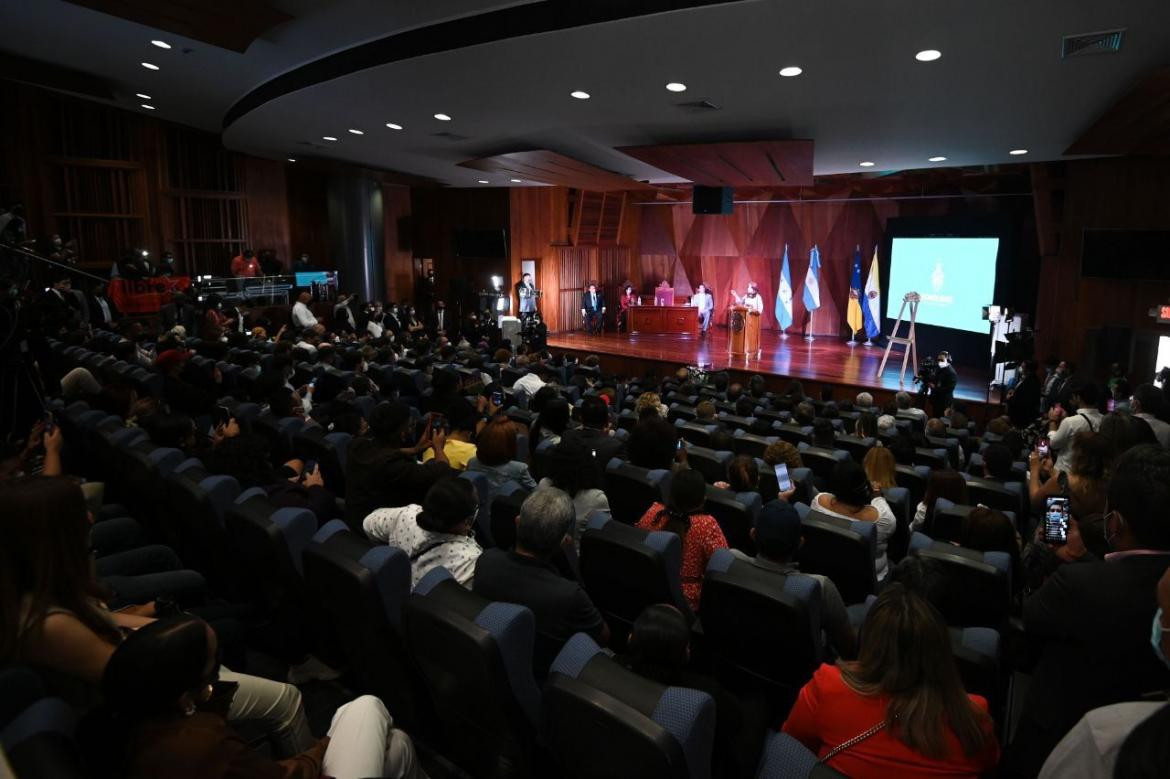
<box><xmin>913</xmin><ymin>357</ymin><xmax>937</xmax><ymax>386</ymax></box>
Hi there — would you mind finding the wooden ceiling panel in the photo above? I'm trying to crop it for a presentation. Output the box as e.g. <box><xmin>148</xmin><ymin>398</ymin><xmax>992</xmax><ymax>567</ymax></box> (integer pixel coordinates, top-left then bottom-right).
<box><xmin>1065</xmin><ymin>66</ymin><xmax>1170</xmax><ymax>156</ymax></box>
<box><xmin>64</xmin><ymin>0</ymin><xmax>292</xmax><ymax>53</ymax></box>
<box><xmin>618</xmin><ymin>140</ymin><xmax>815</xmax><ymax>187</ymax></box>
<box><xmin>458</xmin><ymin>151</ymin><xmax>655</xmax><ymax>191</ymax></box>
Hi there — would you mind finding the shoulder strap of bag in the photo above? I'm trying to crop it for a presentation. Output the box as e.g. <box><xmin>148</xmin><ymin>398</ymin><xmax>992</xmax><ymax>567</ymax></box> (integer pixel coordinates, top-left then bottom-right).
<box><xmin>819</xmin><ymin>719</ymin><xmax>888</xmax><ymax>763</ymax></box>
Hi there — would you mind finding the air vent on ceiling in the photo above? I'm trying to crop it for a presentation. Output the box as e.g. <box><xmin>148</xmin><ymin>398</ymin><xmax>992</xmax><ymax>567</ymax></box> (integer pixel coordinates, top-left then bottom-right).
<box><xmin>432</xmin><ymin>131</ymin><xmax>471</xmax><ymax>142</ymax></box>
<box><xmin>675</xmin><ymin>99</ymin><xmax>721</xmax><ymax>113</ymax></box>
<box><xmin>1062</xmin><ymin>28</ymin><xmax>1125</xmax><ymax>58</ymax></box>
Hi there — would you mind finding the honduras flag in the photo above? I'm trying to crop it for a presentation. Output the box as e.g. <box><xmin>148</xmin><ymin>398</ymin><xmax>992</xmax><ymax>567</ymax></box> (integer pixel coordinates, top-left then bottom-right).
<box><xmin>846</xmin><ymin>246</ymin><xmax>864</xmax><ymax>336</ymax></box>
<box><xmin>862</xmin><ymin>246</ymin><xmax>882</xmax><ymax>339</ymax></box>
<box><xmin>775</xmin><ymin>244</ymin><xmax>793</xmax><ymax>329</ymax></box>
<box><xmin>802</xmin><ymin>245</ymin><xmax>821</xmax><ymax>312</ymax></box>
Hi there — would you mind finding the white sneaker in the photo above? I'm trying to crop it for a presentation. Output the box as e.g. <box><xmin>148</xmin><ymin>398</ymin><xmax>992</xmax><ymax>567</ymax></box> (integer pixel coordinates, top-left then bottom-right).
<box><xmin>286</xmin><ymin>654</ymin><xmax>342</xmax><ymax>685</ymax></box>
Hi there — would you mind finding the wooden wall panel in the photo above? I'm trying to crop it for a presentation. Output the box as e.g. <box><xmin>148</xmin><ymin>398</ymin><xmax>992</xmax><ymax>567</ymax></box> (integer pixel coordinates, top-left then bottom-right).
<box><xmin>285</xmin><ymin>166</ymin><xmax>330</xmax><ymax>269</ymax></box>
<box><xmin>383</xmin><ymin>185</ymin><xmax>413</xmax><ymax>303</ymax></box>
<box><xmin>244</xmin><ymin>157</ymin><xmax>290</xmax><ymax>265</ymax></box>
<box><xmin>510</xmin><ymin>187</ymin><xmax>570</xmax><ymax>327</ymax></box>
<box><xmin>557</xmin><ymin>246</ymin><xmax>593</xmax><ymax>332</ymax></box>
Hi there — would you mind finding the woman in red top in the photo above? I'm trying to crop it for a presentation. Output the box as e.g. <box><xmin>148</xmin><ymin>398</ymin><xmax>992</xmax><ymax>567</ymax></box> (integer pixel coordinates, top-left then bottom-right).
<box><xmin>618</xmin><ymin>284</ymin><xmax>639</xmax><ymax>332</ymax></box>
<box><xmin>636</xmin><ymin>469</ymin><xmax>728</xmax><ymax>611</ymax></box>
<box><xmin>782</xmin><ymin>584</ymin><xmax>999</xmax><ymax>778</ymax></box>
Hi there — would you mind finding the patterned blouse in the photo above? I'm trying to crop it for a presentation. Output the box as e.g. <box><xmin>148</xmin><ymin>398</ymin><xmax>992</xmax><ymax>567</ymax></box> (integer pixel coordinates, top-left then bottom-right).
<box><xmin>636</xmin><ymin>502</ymin><xmax>728</xmax><ymax>611</ymax></box>
<box><xmin>363</xmin><ymin>504</ymin><xmax>483</xmax><ymax>588</ymax></box>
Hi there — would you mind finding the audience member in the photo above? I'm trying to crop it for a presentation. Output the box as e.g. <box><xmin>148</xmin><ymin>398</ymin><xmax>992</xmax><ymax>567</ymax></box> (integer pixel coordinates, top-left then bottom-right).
<box><xmin>912</xmin><ymin>469</ymin><xmax>969</xmax><ymax>532</ymax></box>
<box><xmin>537</xmin><ymin>438</ymin><xmax>609</xmax><ymax>542</ymax></box>
<box><xmin>811</xmin><ymin>460</ymin><xmax>897</xmax><ymax>580</ymax></box>
<box><xmin>762</xmin><ymin>440</ymin><xmax>803</xmax><ymax>470</ymax></box>
<box><xmin>559</xmin><ymin>395</ymin><xmax>625</xmax><ymax>463</ymax></box>
<box><xmin>863</xmin><ymin>446</ymin><xmax>897</xmax><ymax>492</ymax></box>
<box><xmin>465</xmin><ymin>416</ymin><xmax>537</xmax><ymax>490</ymax></box>
<box><xmin>1046</xmin><ymin>377</ymin><xmax>1103</xmax><ymax>473</ymax></box>
<box><xmin>627</xmin><ymin>416</ymin><xmax>680</xmax><ymax>470</ymax></box>
<box><xmin>421</xmin><ymin>399</ymin><xmax>478</xmax><ymax>470</ymax></box>
<box><xmin>1130</xmin><ymin>383</ymin><xmax>1170</xmax><ymax>449</ymax></box>
<box><xmin>895</xmin><ymin>390</ymin><xmax>926</xmax><ymax>422</ymax></box>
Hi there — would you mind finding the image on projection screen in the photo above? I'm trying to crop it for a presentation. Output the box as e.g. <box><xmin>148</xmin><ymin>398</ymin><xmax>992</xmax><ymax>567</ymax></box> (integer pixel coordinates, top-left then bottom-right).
<box><xmin>886</xmin><ymin>237</ymin><xmax>1000</xmax><ymax>334</ymax></box>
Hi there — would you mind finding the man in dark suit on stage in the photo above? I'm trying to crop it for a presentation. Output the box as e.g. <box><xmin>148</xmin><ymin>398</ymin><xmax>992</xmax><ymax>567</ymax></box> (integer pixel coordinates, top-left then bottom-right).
<box><xmin>930</xmin><ymin>351</ymin><xmax>958</xmax><ymax>417</ymax></box>
<box><xmin>581</xmin><ymin>282</ymin><xmax>605</xmax><ymax>335</ymax></box>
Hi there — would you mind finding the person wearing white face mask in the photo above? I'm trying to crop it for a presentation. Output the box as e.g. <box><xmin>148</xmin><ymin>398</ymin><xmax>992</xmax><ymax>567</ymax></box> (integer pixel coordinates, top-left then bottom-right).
<box><xmin>929</xmin><ymin>351</ymin><xmax>957</xmax><ymax>418</ymax></box>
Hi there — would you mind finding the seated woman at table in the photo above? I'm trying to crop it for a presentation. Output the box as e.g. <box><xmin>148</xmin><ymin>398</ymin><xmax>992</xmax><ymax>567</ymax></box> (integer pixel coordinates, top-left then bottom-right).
<box><xmin>619</xmin><ymin>284</ymin><xmax>639</xmax><ymax>331</ymax></box>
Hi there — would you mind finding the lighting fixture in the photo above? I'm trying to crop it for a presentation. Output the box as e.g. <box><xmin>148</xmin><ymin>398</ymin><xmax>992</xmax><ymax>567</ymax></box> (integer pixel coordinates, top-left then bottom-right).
<box><xmin>150</xmin><ymin>40</ymin><xmax>171</xmax><ymax>49</ymax></box>
<box><xmin>385</xmin><ymin>122</ymin><xmax>403</xmax><ymax>130</ymax></box>
<box><xmin>433</xmin><ymin>113</ymin><xmax>452</xmax><ymax>121</ymax></box>
<box><xmin>915</xmin><ymin>49</ymin><xmax>942</xmax><ymax>62</ymax></box>
<box><xmin>135</xmin><ymin>92</ymin><xmax>151</xmax><ymax>100</ymax></box>
<box><xmin>1009</xmin><ymin>149</ymin><xmax>1028</xmax><ymax>156</ymax></box>
<box><xmin>510</xmin><ymin>178</ymin><xmax>522</xmax><ymax>183</ymax></box>
<box><xmin>928</xmin><ymin>156</ymin><xmax>947</xmax><ymax>162</ymax></box>
<box><xmin>322</xmin><ymin>136</ymin><xmax>338</xmax><ymax>141</ymax></box>
<box><xmin>859</xmin><ymin>161</ymin><xmax>875</xmax><ymax>167</ymax></box>
<box><xmin>140</xmin><ymin>104</ymin><xmax>156</xmax><ymax>110</ymax></box>
<box><xmin>778</xmin><ymin>66</ymin><xmax>803</xmax><ymax>77</ymax></box>
<box><xmin>665</xmin><ymin>82</ymin><xmax>687</xmax><ymax>92</ymax></box>
<box><xmin>570</xmin><ymin>90</ymin><xmax>591</xmax><ymax>99</ymax></box>
<box><xmin>348</xmin><ymin>128</ymin><xmax>364</xmax><ymax>135</ymax></box>
<box><xmin>141</xmin><ymin>62</ymin><xmax>159</xmax><ymax>70</ymax></box>
<box><xmin>477</xmin><ymin>180</ymin><xmax>490</xmax><ymax>184</ymax></box>
<box><xmin>287</xmin><ymin>158</ymin><xmax>296</xmax><ymax>162</ymax></box>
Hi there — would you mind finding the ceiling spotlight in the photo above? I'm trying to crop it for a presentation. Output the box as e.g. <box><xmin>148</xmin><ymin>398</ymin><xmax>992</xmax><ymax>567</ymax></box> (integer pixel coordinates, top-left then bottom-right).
<box><xmin>433</xmin><ymin>113</ymin><xmax>452</xmax><ymax>121</ymax></box>
<box><xmin>510</xmin><ymin>178</ymin><xmax>522</xmax><ymax>183</ymax></box>
<box><xmin>915</xmin><ymin>49</ymin><xmax>942</xmax><ymax>62</ymax></box>
<box><xmin>135</xmin><ymin>92</ymin><xmax>151</xmax><ymax>100</ymax></box>
<box><xmin>141</xmin><ymin>62</ymin><xmax>159</xmax><ymax>70</ymax></box>
<box><xmin>348</xmin><ymin>128</ymin><xmax>364</xmax><ymax>135</ymax></box>
<box><xmin>570</xmin><ymin>90</ymin><xmax>591</xmax><ymax>99</ymax></box>
<box><xmin>322</xmin><ymin>136</ymin><xmax>338</xmax><ymax>141</ymax></box>
<box><xmin>150</xmin><ymin>40</ymin><xmax>171</xmax><ymax>49</ymax></box>
<box><xmin>778</xmin><ymin>66</ymin><xmax>803</xmax><ymax>77</ymax></box>
<box><xmin>665</xmin><ymin>82</ymin><xmax>687</xmax><ymax>92</ymax></box>
<box><xmin>140</xmin><ymin>104</ymin><xmax>156</xmax><ymax>110</ymax></box>
<box><xmin>859</xmin><ymin>161</ymin><xmax>875</xmax><ymax>167</ymax></box>
<box><xmin>385</xmin><ymin>122</ymin><xmax>403</xmax><ymax>130</ymax></box>
<box><xmin>1009</xmin><ymin>148</ymin><xmax>1028</xmax><ymax>156</ymax></box>
<box><xmin>928</xmin><ymin>155</ymin><xmax>947</xmax><ymax>162</ymax></box>
<box><xmin>477</xmin><ymin>180</ymin><xmax>490</xmax><ymax>184</ymax></box>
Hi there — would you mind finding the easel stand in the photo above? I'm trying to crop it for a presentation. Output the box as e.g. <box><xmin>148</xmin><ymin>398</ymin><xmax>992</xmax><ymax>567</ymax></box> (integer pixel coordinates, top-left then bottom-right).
<box><xmin>876</xmin><ymin>292</ymin><xmax>920</xmax><ymax>386</ymax></box>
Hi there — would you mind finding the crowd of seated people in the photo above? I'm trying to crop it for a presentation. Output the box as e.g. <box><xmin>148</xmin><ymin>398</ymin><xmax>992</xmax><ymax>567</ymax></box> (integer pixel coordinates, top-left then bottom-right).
<box><xmin>4</xmin><ymin>263</ymin><xmax>1170</xmax><ymax>779</ymax></box>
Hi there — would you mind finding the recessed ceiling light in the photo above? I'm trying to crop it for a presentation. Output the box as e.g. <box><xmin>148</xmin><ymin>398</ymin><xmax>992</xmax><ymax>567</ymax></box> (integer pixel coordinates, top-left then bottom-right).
<box><xmin>385</xmin><ymin>122</ymin><xmax>403</xmax><ymax>130</ymax></box>
<box><xmin>287</xmin><ymin>158</ymin><xmax>296</xmax><ymax>163</ymax></box>
<box><xmin>510</xmin><ymin>178</ymin><xmax>522</xmax><ymax>183</ymax></box>
<box><xmin>322</xmin><ymin>136</ymin><xmax>338</xmax><ymax>142</ymax></box>
<box><xmin>135</xmin><ymin>92</ymin><xmax>151</xmax><ymax>100</ymax></box>
<box><xmin>859</xmin><ymin>161</ymin><xmax>875</xmax><ymax>167</ymax></box>
<box><xmin>778</xmin><ymin>66</ymin><xmax>803</xmax><ymax>77</ymax></box>
<box><xmin>665</xmin><ymin>82</ymin><xmax>687</xmax><ymax>92</ymax></box>
<box><xmin>141</xmin><ymin>62</ymin><xmax>159</xmax><ymax>71</ymax></box>
<box><xmin>140</xmin><ymin>104</ymin><xmax>155</xmax><ymax>110</ymax></box>
<box><xmin>928</xmin><ymin>156</ymin><xmax>947</xmax><ymax>162</ymax></box>
<box><xmin>477</xmin><ymin>180</ymin><xmax>490</xmax><ymax>184</ymax></box>
<box><xmin>570</xmin><ymin>90</ymin><xmax>591</xmax><ymax>99</ymax></box>
<box><xmin>433</xmin><ymin>113</ymin><xmax>452</xmax><ymax>121</ymax></box>
<box><xmin>1009</xmin><ymin>149</ymin><xmax>1028</xmax><ymax>156</ymax></box>
<box><xmin>915</xmin><ymin>49</ymin><xmax>942</xmax><ymax>62</ymax></box>
<box><xmin>348</xmin><ymin>128</ymin><xmax>364</xmax><ymax>135</ymax></box>
<box><xmin>150</xmin><ymin>40</ymin><xmax>171</xmax><ymax>49</ymax></box>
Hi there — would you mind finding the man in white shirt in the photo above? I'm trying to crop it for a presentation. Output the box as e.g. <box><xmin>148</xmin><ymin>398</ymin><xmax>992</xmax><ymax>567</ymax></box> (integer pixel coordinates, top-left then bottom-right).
<box><xmin>1047</xmin><ymin>378</ymin><xmax>1104</xmax><ymax>473</ymax></box>
<box><xmin>292</xmin><ymin>291</ymin><xmax>322</xmax><ymax>334</ymax></box>
<box><xmin>513</xmin><ymin>364</ymin><xmax>548</xmax><ymax>398</ymax></box>
<box><xmin>333</xmin><ymin>293</ymin><xmax>357</xmax><ymax>333</ymax></box>
<box><xmin>691</xmin><ymin>282</ymin><xmax>714</xmax><ymax>334</ymax></box>
<box><xmin>1131</xmin><ymin>383</ymin><xmax>1170</xmax><ymax>449</ymax></box>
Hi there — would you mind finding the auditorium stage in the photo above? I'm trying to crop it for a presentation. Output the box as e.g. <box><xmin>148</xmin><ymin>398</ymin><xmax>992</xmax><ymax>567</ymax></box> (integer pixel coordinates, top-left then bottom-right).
<box><xmin>547</xmin><ymin>329</ymin><xmax>994</xmax><ymax>409</ymax></box>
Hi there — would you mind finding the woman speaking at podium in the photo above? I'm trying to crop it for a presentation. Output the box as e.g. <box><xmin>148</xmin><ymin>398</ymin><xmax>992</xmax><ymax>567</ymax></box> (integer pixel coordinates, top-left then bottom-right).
<box><xmin>731</xmin><ymin>282</ymin><xmax>764</xmax><ymax>314</ymax></box>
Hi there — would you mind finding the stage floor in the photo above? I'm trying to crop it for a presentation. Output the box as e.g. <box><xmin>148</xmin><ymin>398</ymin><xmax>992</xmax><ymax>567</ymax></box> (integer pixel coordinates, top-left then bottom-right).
<box><xmin>547</xmin><ymin>329</ymin><xmax>991</xmax><ymax>404</ymax></box>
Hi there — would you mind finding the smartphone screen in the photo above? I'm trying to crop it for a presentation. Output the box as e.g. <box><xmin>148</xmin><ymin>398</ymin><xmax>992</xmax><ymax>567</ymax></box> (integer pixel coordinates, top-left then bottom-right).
<box><xmin>1036</xmin><ymin>439</ymin><xmax>1049</xmax><ymax>458</ymax></box>
<box><xmin>491</xmin><ymin>390</ymin><xmax>503</xmax><ymax>406</ymax></box>
<box><xmin>1044</xmin><ymin>496</ymin><xmax>1070</xmax><ymax>545</ymax></box>
<box><xmin>676</xmin><ymin>438</ymin><xmax>684</xmax><ymax>451</ymax></box>
<box><xmin>302</xmin><ymin>460</ymin><xmax>317</xmax><ymax>479</ymax></box>
<box><xmin>1106</xmin><ymin>398</ymin><xmax>1116</xmax><ymax>412</ymax></box>
<box><xmin>774</xmin><ymin>463</ymin><xmax>792</xmax><ymax>492</ymax></box>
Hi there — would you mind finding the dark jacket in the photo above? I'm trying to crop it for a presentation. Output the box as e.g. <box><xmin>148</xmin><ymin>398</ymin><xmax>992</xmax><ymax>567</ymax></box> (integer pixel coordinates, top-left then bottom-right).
<box><xmin>559</xmin><ymin>426</ymin><xmax>626</xmax><ymax>465</ymax></box>
<box><xmin>159</xmin><ymin>301</ymin><xmax>198</xmax><ymax>333</ymax></box>
<box><xmin>1006</xmin><ymin>374</ymin><xmax>1041</xmax><ymax>427</ymax></box>
<box><xmin>87</xmin><ymin>293</ymin><xmax>120</xmax><ymax>326</ymax></box>
<box><xmin>581</xmin><ymin>290</ymin><xmax>605</xmax><ymax>314</ymax></box>
<box><xmin>343</xmin><ymin>436</ymin><xmax>452</xmax><ymax>531</ymax></box>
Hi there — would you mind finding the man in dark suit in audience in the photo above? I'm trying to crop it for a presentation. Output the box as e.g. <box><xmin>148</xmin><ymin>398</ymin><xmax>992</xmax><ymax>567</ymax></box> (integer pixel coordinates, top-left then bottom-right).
<box><xmin>87</xmin><ymin>283</ymin><xmax>119</xmax><ymax>328</ymax></box>
<box><xmin>1004</xmin><ymin>444</ymin><xmax>1170</xmax><ymax>777</ymax></box>
<box><xmin>580</xmin><ymin>283</ymin><xmax>605</xmax><ymax>334</ymax></box>
<box><xmin>159</xmin><ymin>291</ymin><xmax>198</xmax><ymax>333</ymax></box>
<box><xmin>474</xmin><ymin>488</ymin><xmax>609</xmax><ymax>678</ymax></box>
<box><xmin>38</xmin><ymin>273</ymin><xmax>82</xmax><ymax>333</ymax></box>
<box><xmin>428</xmin><ymin>300</ymin><xmax>450</xmax><ymax>337</ymax></box>
<box><xmin>560</xmin><ymin>396</ymin><xmax>625</xmax><ymax>464</ymax></box>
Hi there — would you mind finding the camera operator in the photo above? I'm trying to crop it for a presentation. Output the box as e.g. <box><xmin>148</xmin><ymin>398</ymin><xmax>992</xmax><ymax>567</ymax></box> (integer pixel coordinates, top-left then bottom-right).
<box><xmin>920</xmin><ymin>350</ymin><xmax>958</xmax><ymax>417</ymax></box>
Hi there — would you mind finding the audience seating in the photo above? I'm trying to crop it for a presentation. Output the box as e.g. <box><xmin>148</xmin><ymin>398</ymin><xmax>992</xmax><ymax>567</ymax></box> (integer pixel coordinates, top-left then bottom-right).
<box><xmin>684</xmin><ymin>444</ymin><xmax>733</xmax><ymax>484</ymax></box>
<box><xmin>755</xmin><ymin>730</ymin><xmax>846</xmax><ymax>779</ymax></box>
<box><xmin>542</xmin><ymin>633</ymin><xmax>716</xmax><ymax>779</ymax></box>
<box><xmin>894</xmin><ymin>464</ymin><xmax>930</xmax><ymax>508</ymax></box>
<box><xmin>161</xmin><ymin>459</ymin><xmax>242</xmax><ymax>594</ymax></box>
<box><xmin>794</xmin><ymin>505</ymin><xmax>878</xmax><ymax>605</ymax></box>
<box><xmin>676</xmin><ymin>421</ymin><xmax>717</xmax><ymax>448</ymax></box>
<box><xmin>488</xmin><ymin>482</ymin><xmax>531</xmax><ymax>550</ymax></box>
<box><xmin>908</xmin><ymin>532</ymin><xmax>1012</xmax><ymax>629</ymax></box>
<box><xmin>603</xmin><ymin>459</ymin><xmax>669</xmax><ymax>525</ymax></box>
<box><xmin>292</xmin><ymin>427</ymin><xmax>352</xmax><ymax>496</ymax></box>
<box><xmin>0</xmin><ymin>668</ymin><xmax>84</xmax><ymax>779</ymax></box>
<box><xmin>731</xmin><ymin>430</ymin><xmax>775</xmax><ymax>459</ymax></box>
<box><xmin>703</xmin><ymin>487</ymin><xmax>761</xmax><ymax>555</ymax></box>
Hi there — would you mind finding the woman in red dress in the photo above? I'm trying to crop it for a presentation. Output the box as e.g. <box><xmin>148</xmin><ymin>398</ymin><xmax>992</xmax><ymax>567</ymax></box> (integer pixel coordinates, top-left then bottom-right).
<box><xmin>618</xmin><ymin>284</ymin><xmax>638</xmax><ymax>332</ymax></box>
<box><xmin>782</xmin><ymin>584</ymin><xmax>999</xmax><ymax>778</ymax></box>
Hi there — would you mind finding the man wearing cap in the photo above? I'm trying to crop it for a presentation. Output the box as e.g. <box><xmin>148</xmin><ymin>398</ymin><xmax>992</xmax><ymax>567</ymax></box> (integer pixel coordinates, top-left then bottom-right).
<box><xmin>732</xmin><ymin>499</ymin><xmax>856</xmax><ymax>660</ymax></box>
<box><xmin>344</xmin><ymin>400</ymin><xmax>452</xmax><ymax>532</ymax></box>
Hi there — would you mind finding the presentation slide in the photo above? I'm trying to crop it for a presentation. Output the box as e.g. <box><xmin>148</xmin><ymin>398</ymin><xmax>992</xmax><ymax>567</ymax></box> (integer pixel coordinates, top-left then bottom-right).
<box><xmin>886</xmin><ymin>237</ymin><xmax>999</xmax><ymax>333</ymax></box>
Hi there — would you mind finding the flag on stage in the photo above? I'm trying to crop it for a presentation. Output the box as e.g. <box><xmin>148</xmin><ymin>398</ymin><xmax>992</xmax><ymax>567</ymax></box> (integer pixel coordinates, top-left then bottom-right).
<box><xmin>847</xmin><ymin>245</ymin><xmax>864</xmax><ymax>336</ymax></box>
<box><xmin>862</xmin><ymin>245</ymin><xmax>881</xmax><ymax>339</ymax></box>
<box><xmin>775</xmin><ymin>244</ymin><xmax>793</xmax><ymax>329</ymax></box>
<box><xmin>802</xmin><ymin>245</ymin><xmax>821</xmax><ymax>312</ymax></box>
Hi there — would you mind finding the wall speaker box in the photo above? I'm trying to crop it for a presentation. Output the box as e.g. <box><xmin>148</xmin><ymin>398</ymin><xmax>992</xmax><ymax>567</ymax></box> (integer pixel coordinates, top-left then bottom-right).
<box><xmin>692</xmin><ymin>186</ymin><xmax>734</xmax><ymax>215</ymax></box>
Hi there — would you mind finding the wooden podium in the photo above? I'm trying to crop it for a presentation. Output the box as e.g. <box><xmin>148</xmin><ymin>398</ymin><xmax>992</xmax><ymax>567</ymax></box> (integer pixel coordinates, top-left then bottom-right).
<box><xmin>726</xmin><ymin>306</ymin><xmax>762</xmax><ymax>358</ymax></box>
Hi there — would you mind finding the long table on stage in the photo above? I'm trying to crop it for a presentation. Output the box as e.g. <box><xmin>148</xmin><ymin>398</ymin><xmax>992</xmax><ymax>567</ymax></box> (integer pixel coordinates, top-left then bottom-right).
<box><xmin>627</xmin><ymin>305</ymin><xmax>698</xmax><ymax>336</ymax></box>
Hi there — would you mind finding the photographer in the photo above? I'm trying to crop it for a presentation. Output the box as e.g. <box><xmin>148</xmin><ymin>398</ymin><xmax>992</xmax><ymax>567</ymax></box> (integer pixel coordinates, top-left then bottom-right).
<box><xmin>925</xmin><ymin>351</ymin><xmax>957</xmax><ymax>417</ymax></box>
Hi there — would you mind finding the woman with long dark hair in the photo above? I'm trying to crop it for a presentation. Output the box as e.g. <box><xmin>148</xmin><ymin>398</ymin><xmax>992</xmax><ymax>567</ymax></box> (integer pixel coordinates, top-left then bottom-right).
<box><xmin>636</xmin><ymin>469</ymin><xmax>728</xmax><ymax>610</ymax></box>
<box><xmin>783</xmin><ymin>584</ymin><xmax>999</xmax><ymax>776</ymax></box>
<box><xmin>812</xmin><ymin>460</ymin><xmax>897</xmax><ymax>580</ymax></box>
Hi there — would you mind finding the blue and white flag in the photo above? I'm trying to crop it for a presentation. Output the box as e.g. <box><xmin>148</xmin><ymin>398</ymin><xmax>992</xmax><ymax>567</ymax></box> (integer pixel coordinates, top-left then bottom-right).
<box><xmin>802</xmin><ymin>245</ymin><xmax>821</xmax><ymax>312</ymax></box>
<box><xmin>862</xmin><ymin>246</ymin><xmax>882</xmax><ymax>339</ymax></box>
<box><xmin>775</xmin><ymin>244</ymin><xmax>793</xmax><ymax>329</ymax></box>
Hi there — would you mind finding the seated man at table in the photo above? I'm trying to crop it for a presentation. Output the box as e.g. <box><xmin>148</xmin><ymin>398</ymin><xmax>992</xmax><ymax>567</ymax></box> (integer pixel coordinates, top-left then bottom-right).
<box><xmin>691</xmin><ymin>282</ymin><xmax>714</xmax><ymax>335</ymax></box>
<box><xmin>581</xmin><ymin>282</ymin><xmax>605</xmax><ymax>334</ymax></box>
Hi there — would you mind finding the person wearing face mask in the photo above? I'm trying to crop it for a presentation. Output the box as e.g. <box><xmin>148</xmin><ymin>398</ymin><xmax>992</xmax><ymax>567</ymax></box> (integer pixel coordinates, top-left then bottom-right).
<box><xmin>1004</xmin><ymin>444</ymin><xmax>1170</xmax><ymax>778</ymax></box>
<box><xmin>926</xmin><ymin>350</ymin><xmax>958</xmax><ymax>418</ymax></box>
<box><xmin>343</xmin><ymin>400</ymin><xmax>451</xmax><ymax>532</ymax></box>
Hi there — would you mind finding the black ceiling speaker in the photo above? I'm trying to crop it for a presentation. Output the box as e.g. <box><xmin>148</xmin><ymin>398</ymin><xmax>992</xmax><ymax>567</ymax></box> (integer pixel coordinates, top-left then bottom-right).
<box><xmin>692</xmin><ymin>186</ymin><xmax>733</xmax><ymax>215</ymax></box>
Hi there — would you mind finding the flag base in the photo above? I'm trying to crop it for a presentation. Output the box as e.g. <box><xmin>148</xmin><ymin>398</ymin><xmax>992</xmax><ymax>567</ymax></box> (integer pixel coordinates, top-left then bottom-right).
<box><xmin>863</xmin><ymin>339</ymin><xmax>875</xmax><ymax>347</ymax></box>
<box><xmin>804</xmin><ymin>334</ymin><xmax>815</xmax><ymax>341</ymax></box>
<box><xmin>846</xmin><ymin>339</ymin><xmax>859</xmax><ymax>347</ymax></box>
<box><xmin>780</xmin><ymin>331</ymin><xmax>789</xmax><ymax>339</ymax></box>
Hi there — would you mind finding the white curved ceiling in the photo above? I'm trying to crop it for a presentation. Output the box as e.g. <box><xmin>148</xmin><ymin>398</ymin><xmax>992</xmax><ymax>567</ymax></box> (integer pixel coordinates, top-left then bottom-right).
<box><xmin>3</xmin><ymin>0</ymin><xmax>1168</xmax><ymax>187</ymax></box>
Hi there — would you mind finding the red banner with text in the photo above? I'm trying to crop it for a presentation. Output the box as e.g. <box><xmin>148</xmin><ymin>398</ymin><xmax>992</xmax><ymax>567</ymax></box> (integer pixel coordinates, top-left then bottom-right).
<box><xmin>108</xmin><ymin>276</ymin><xmax>191</xmax><ymax>315</ymax></box>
